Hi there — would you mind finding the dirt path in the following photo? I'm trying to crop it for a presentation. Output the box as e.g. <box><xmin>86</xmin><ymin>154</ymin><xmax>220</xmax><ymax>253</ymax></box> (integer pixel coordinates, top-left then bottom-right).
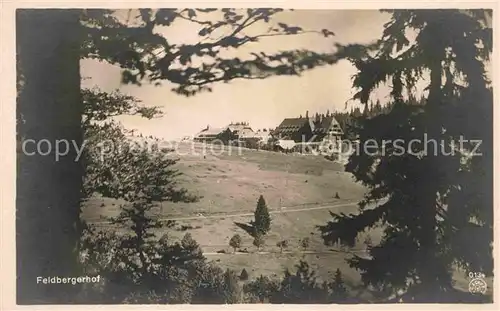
<box><xmin>203</xmin><ymin>249</ymin><xmax>369</xmax><ymax>256</ymax></box>
<box><xmin>88</xmin><ymin>201</ymin><xmax>359</xmax><ymax>225</ymax></box>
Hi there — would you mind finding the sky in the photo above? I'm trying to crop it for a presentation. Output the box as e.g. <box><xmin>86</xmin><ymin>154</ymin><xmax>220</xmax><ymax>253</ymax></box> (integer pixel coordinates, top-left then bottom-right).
<box><xmin>81</xmin><ymin>9</ymin><xmax>392</xmax><ymax>140</ymax></box>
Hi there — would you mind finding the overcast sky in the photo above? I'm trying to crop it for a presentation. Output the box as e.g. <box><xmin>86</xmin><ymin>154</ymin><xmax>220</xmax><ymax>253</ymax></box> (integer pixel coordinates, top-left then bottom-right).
<box><xmin>81</xmin><ymin>9</ymin><xmax>392</xmax><ymax>140</ymax></box>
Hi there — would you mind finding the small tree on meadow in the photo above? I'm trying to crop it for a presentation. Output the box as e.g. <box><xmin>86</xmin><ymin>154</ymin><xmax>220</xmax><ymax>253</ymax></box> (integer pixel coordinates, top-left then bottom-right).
<box><xmin>300</xmin><ymin>237</ymin><xmax>310</xmax><ymax>251</ymax></box>
<box><xmin>240</xmin><ymin>268</ymin><xmax>249</xmax><ymax>281</ymax></box>
<box><xmin>276</xmin><ymin>240</ymin><xmax>289</xmax><ymax>253</ymax></box>
<box><xmin>253</xmin><ymin>195</ymin><xmax>271</xmax><ymax>236</ymax></box>
<box><xmin>229</xmin><ymin>234</ymin><xmax>242</xmax><ymax>253</ymax></box>
<box><xmin>253</xmin><ymin>234</ymin><xmax>265</xmax><ymax>252</ymax></box>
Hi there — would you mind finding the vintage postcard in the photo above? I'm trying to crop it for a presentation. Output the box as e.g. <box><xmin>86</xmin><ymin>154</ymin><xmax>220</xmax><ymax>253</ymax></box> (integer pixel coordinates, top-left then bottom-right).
<box><xmin>1</xmin><ymin>0</ymin><xmax>498</xmax><ymax>308</ymax></box>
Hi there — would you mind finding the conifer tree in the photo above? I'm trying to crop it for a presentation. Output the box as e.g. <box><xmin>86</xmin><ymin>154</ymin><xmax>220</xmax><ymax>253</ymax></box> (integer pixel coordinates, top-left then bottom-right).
<box><xmin>79</xmin><ymin>90</ymin><xmax>236</xmax><ymax>304</ymax></box>
<box><xmin>319</xmin><ymin>9</ymin><xmax>493</xmax><ymax>302</ymax></box>
<box><xmin>275</xmin><ymin>260</ymin><xmax>329</xmax><ymax>303</ymax></box>
<box><xmin>223</xmin><ymin>269</ymin><xmax>243</xmax><ymax>304</ymax></box>
<box><xmin>240</xmin><ymin>268</ymin><xmax>249</xmax><ymax>281</ymax></box>
<box><xmin>329</xmin><ymin>269</ymin><xmax>348</xmax><ymax>302</ymax></box>
<box><xmin>253</xmin><ymin>195</ymin><xmax>271</xmax><ymax>235</ymax></box>
<box><xmin>190</xmin><ymin>264</ymin><xmax>227</xmax><ymax>304</ymax></box>
<box><xmin>243</xmin><ymin>275</ymin><xmax>280</xmax><ymax>303</ymax></box>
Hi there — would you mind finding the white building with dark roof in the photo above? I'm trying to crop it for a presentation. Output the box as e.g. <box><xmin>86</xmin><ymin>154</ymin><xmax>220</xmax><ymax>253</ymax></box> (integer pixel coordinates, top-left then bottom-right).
<box><xmin>273</xmin><ymin>111</ymin><xmax>344</xmax><ymax>154</ymax></box>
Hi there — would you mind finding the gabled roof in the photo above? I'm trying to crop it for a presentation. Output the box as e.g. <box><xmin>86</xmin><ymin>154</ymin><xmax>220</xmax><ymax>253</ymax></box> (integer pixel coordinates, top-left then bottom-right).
<box><xmin>238</xmin><ymin>128</ymin><xmax>256</xmax><ymax>138</ymax></box>
<box><xmin>227</xmin><ymin>124</ymin><xmax>251</xmax><ymax>132</ymax></box>
<box><xmin>275</xmin><ymin>118</ymin><xmax>310</xmax><ymax>136</ymax></box>
<box><xmin>277</xmin><ymin>118</ymin><xmax>309</xmax><ymax>128</ymax></box>
<box><xmin>195</xmin><ymin>127</ymin><xmax>226</xmax><ymax>137</ymax></box>
<box><xmin>312</xmin><ymin>116</ymin><xmax>343</xmax><ymax>134</ymax></box>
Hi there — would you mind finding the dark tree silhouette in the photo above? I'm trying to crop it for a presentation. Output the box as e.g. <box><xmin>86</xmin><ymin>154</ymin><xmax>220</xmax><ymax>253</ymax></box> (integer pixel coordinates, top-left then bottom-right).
<box><xmin>81</xmin><ymin>88</ymin><xmax>168</xmax><ymax>201</ymax></box>
<box><xmin>319</xmin><ymin>9</ymin><xmax>493</xmax><ymax>302</ymax></box>
<box><xmin>222</xmin><ymin>269</ymin><xmax>243</xmax><ymax>304</ymax></box>
<box><xmin>79</xmin><ymin>90</ymin><xmax>202</xmax><ymax>302</ymax></box>
<box><xmin>253</xmin><ymin>195</ymin><xmax>271</xmax><ymax>235</ymax></box>
<box><xmin>273</xmin><ymin>260</ymin><xmax>329</xmax><ymax>303</ymax></box>
<box><xmin>16</xmin><ymin>10</ymin><xmax>83</xmax><ymax>303</ymax></box>
<box><xmin>81</xmin><ymin>9</ymin><xmax>338</xmax><ymax>95</ymax></box>
<box><xmin>17</xmin><ymin>8</ymin><xmax>339</xmax><ymax>303</ymax></box>
<box><xmin>240</xmin><ymin>268</ymin><xmax>249</xmax><ymax>281</ymax></box>
<box><xmin>243</xmin><ymin>275</ymin><xmax>280</xmax><ymax>303</ymax></box>
<box><xmin>329</xmin><ymin>269</ymin><xmax>348</xmax><ymax>302</ymax></box>
<box><xmin>242</xmin><ymin>261</ymin><xmax>353</xmax><ymax>304</ymax></box>
<box><xmin>81</xmin><ymin>87</ymin><xmax>163</xmax><ymax>126</ymax></box>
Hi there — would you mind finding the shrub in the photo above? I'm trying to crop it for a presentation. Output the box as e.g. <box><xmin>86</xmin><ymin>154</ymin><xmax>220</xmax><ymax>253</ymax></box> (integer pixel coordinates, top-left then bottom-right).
<box><xmin>229</xmin><ymin>234</ymin><xmax>242</xmax><ymax>253</ymax></box>
<box><xmin>253</xmin><ymin>234</ymin><xmax>265</xmax><ymax>251</ymax></box>
<box><xmin>300</xmin><ymin>237</ymin><xmax>310</xmax><ymax>251</ymax></box>
<box><xmin>243</xmin><ymin>275</ymin><xmax>280</xmax><ymax>303</ymax></box>
<box><xmin>276</xmin><ymin>240</ymin><xmax>289</xmax><ymax>253</ymax></box>
<box><xmin>240</xmin><ymin>268</ymin><xmax>249</xmax><ymax>281</ymax></box>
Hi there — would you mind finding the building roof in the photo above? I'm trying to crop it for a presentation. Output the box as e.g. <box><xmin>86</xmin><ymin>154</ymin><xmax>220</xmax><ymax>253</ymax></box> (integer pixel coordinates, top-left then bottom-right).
<box><xmin>274</xmin><ymin>118</ymin><xmax>309</xmax><ymax>136</ymax></box>
<box><xmin>275</xmin><ymin>116</ymin><xmax>343</xmax><ymax>134</ymax></box>
<box><xmin>195</xmin><ymin>127</ymin><xmax>226</xmax><ymax>137</ymax></box>
<box><xmin>277</xmin><ymin>118</ymin><xmax>309</xmax><ymax>128</ymax></box>
<box><xmin>238</xmin><ymin>128</ymin><xmax>256</xmax><ymax>138</ymax></box>
<box><xmin>312</xmin><ymin>116</ymin><xmax>343</xmax><ymax>134</ymax></box>
<box><xmin>227</xmin><ymin>123</ymin><xmax>252</xmax><ymax>134</ymax></box>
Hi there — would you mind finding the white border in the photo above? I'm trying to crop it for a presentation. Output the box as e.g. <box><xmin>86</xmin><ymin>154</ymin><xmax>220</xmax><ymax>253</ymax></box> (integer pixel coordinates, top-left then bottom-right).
<box><xmin>1</xmin><ymin>1</ymin><xmax>498</xmax><ymax>310</ymax></box>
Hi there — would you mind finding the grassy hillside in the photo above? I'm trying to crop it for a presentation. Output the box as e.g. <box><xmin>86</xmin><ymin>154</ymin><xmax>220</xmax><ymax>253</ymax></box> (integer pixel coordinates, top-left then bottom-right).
<box><xmin>82</xmin><ymin>143</ymin><xmax>372</xmax><ymax>284</ymax></box>
<box><xmin>81</xmin><ymin>142</ymin><xmax>493</xmax><ymax>298</ymax></box>
<box><xmin>83</xmin><ymin>142</ymin><xmax>366</xmax><ymax>221</ymax></box>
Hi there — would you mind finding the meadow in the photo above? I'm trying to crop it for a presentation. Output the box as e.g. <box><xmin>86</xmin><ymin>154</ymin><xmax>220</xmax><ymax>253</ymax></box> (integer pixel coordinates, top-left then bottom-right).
<box><xmin>81</xmin><ymin>142</ymin><xmax>492</xmax><ymax>297</ymax></box>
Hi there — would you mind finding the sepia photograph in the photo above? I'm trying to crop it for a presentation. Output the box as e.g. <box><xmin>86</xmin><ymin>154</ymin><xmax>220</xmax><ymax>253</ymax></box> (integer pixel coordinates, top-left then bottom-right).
<box><xmin>12</xmin><ymin>4</ymin><xmax>494</xmax><ymax>305</ymax></box>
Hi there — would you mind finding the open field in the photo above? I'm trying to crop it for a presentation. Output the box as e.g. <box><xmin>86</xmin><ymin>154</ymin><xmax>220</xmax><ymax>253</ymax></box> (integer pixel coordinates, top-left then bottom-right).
<box><xmin>148</xmin><ymin>203</ymin><xmax>380</xmax><ymax>254</ymax></box>
<box><xmin>82</xmin><ymin>142</ymin><xmax>365</xmax><ymax>221</ymax></box>
<box><xmin>81</xmin><ymin>142</ymin><xmax>493</xmax><ymax>298</ymax></box>
<box><xmin>82</xmin><ymin>143</ymin><xmax>372</xmax><ymax>281</ymax></box>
